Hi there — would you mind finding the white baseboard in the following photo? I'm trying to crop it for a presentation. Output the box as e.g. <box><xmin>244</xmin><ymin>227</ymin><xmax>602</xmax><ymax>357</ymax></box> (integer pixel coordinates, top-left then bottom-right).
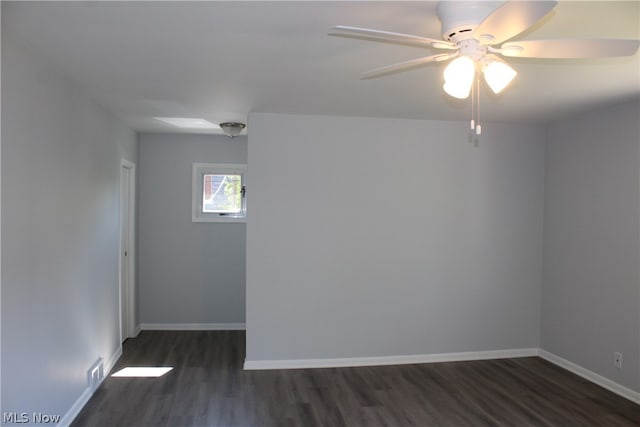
<box><xmin>538</xmin><ymin>349</ymin><xmax>640</xmax><ymax>405</ymax></box>
<box><xmin>244</xmin><ymin>348</ymin><xmax>539</xmax><ymax>370</ymax></box>
<box><xmin>133</xmin><ymin>324</ymin><xmax>142</xmax><ymax>337</ymax></box>
<box><xmin>140</xmin><ymin>322</ymin><xmax>246</xmax><ymax>331</ymax></box>
<box><xmin>104</xmin><ymin>345</ymin><xmax>123</xmax><ymax>376</ymax></box>
<box><xmin>57</xmin><ymin>387</ymin><xmax>92</xmax><ymax>427</ymax></box>
<box><xmin>57</xmin><ymin>345</ymin><xmax>123</xmax><ymax>427</ymax></box>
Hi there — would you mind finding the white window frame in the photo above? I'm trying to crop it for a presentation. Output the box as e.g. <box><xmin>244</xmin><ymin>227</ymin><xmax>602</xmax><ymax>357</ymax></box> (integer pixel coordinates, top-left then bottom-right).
<box><xmin>192</xmin><ymin>163</ymin><xmax>247</xmax><ymax>223</ymax></box>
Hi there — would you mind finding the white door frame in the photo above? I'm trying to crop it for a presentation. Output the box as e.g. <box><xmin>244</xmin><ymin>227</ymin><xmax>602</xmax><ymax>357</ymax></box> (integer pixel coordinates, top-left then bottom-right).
<box><xmin>119</xmin><ymin>159</ymin><xmax>137</xmax><ymax>342</ymax></box>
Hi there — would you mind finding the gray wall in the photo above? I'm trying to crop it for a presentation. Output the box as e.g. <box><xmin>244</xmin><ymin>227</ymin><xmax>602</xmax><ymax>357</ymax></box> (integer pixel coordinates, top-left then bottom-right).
<box><xmin>138</xmin><ymin>133</ymin><xmax>247</xmax><ymax>325</ymax></box>
<box><xmin>1</xmin><ymin>33</ymin><xmax>137</xmax><ymax>421</ymax></box>
<box><xmin>541</xmin><ymin>100</ymin><xmax>640</xmax><ymax>392</ymax></box>
<box><xmin>246</xmin><ymin>112</ymin><xmax>546</xmax><ymax>361</ymax></box>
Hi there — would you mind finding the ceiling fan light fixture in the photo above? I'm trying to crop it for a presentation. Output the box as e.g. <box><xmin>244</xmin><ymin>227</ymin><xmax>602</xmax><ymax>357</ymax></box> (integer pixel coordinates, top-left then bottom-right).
<box><xmin>482</xmin><ymin>57</ymin><xmax>517</xmax><ymax>94</ymax></box>
<box><xmin>219</xmin><ymin>122</ymin><xmax>246</xmax><ymax>138</ymax></box>
<box><xmin>443</xmin><ymin>56</ymin><xmax>475</xmax><ymax>99</ymax></box>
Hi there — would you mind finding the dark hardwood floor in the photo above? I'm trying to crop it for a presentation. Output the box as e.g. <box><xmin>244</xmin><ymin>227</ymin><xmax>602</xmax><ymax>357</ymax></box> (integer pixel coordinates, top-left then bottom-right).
<box><xmin>71</xmin><ymin>331</ymin><xmax>640</xmax><ymax>427</ymax></box>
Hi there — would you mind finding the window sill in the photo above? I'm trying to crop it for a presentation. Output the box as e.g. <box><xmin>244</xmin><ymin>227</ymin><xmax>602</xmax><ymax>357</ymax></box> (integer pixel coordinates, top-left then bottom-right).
<box><xmin>192</xmin><ymin>216</ymin><xmax>246</xmax><ymax>224</ymax></box>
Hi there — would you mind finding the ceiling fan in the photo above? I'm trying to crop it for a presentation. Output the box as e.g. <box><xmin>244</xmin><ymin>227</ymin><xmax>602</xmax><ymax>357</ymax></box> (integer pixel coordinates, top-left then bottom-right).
<box><xmin>330</xmin><ymin>1</ymin><xmax>639</xmax><ymax>102</ymax></box>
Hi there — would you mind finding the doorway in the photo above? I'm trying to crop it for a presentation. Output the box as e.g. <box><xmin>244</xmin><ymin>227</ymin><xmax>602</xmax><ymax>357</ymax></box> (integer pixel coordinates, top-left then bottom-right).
<box><xmin>120</xmin><ymin>159</ymin><xmax>136</xmax><ymax>342</ymax></box>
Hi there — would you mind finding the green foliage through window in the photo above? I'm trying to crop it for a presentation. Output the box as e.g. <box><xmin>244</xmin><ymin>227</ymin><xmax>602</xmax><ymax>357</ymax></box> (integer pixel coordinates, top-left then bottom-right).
<box><xmin>202</xmin><ymin>174</ymin><xmax>242</xmax><ymax>213</ymax></box>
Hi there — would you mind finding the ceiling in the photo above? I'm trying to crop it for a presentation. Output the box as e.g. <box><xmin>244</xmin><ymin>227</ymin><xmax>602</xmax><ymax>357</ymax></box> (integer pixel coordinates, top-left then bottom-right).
<box><xmin>3</xmin><ymin>1</ymin><xmax>639</xmax><ymax>134</ymax></box>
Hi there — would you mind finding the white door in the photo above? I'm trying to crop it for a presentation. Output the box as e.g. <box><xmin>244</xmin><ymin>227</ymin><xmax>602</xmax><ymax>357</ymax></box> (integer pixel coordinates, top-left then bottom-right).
<box><xmin>120</xmin><ymin>160</ymin><xmax>136</xmax><ymax>342</ymax></box>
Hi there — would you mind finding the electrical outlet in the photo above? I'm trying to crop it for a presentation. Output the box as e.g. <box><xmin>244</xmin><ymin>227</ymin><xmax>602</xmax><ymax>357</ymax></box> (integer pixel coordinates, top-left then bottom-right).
<box><xmin>614</xmin><ymin>352</ymin><xmax>622</xmax><ymax>369</ymax></box>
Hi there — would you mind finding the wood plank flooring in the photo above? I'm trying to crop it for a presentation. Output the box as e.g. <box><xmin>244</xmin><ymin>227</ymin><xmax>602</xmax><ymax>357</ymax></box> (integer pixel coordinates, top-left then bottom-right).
<box><xmin>71</xmin><ymin>331</ymin><xmax>640</xmax><ymax>426</ymax></box>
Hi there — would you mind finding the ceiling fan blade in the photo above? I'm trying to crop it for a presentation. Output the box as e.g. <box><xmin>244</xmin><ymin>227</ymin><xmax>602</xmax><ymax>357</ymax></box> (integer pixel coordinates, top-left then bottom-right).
<box><xmin>360</xmin><ymin>52</ymin><xmax>458</xmax><ymax>80</ymax></box>
<box><xmin>474</xmin><ymin>1</ymin><xmax>557</xmax><ymax>45</ymax></box>
<box><xmin>501</xmin><ymin>39</ymin><xmax>640</xmax><ymax>58</ymax></box>
<box><xmin>330</xmin><ymin>26</ymin><xmax>456</xmax><ymax>50</ymax></box>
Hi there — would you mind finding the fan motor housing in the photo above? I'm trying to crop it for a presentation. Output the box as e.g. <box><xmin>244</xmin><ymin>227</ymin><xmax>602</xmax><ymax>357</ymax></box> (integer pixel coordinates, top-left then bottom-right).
<box><xmin>436</xmin><ymin>1</ymin><xmax>502</xmax><ymax>42</ymax></box>
<box><xmin>443</xmin><ymin>25</ymin><xmax>478</xmax><ymax>44</ymax></box>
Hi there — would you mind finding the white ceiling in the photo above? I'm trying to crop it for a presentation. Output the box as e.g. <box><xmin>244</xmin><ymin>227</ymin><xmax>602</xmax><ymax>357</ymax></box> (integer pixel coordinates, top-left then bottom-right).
<box><xmin>3</xmin><ymin>1</ymin><xmax>639</xmax><ymax>134</ymax></box>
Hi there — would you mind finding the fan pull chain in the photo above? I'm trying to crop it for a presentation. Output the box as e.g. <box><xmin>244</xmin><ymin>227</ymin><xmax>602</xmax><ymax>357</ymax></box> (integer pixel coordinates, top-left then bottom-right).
<box><xmin>470</xmin><ymin>73</ymin><xmax>481</xmax><ymax>136</ymax></box>
<box><xmin>470</xmin><ymin>73</ymin><xmax>475</xmax><ymax>131</ymax></box>
<box><xmin>476</xmin><ymin>73</ymin><xmax>481</xmax><ymax>135</ymax></box>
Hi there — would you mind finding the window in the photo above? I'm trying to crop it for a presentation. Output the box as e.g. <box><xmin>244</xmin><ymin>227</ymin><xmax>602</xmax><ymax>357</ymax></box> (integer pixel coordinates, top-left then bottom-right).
<box><xmin>192</xmin><ymin>163</ymin><xmax>246</xmax><ymax>222</ymax></box>
<box><xmin>202</xmin><ymin>174</ymin><xmax>243</xmax><ymax>214</ymax></box>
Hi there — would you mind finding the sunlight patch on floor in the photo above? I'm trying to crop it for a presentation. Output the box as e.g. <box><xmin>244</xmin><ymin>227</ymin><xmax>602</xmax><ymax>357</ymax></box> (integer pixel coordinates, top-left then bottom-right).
<box><xmin>111</xmin><ymin>367</ymin><xmax>173</xmax><ymax>377</ymax></box>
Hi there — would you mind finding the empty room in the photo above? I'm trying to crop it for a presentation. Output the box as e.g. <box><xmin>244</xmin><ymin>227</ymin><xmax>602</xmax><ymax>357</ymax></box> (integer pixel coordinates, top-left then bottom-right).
<box><xmin>1</xmin><ymin>1</ymin><xmax>639</xmax><ymax>426</ymax></box>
